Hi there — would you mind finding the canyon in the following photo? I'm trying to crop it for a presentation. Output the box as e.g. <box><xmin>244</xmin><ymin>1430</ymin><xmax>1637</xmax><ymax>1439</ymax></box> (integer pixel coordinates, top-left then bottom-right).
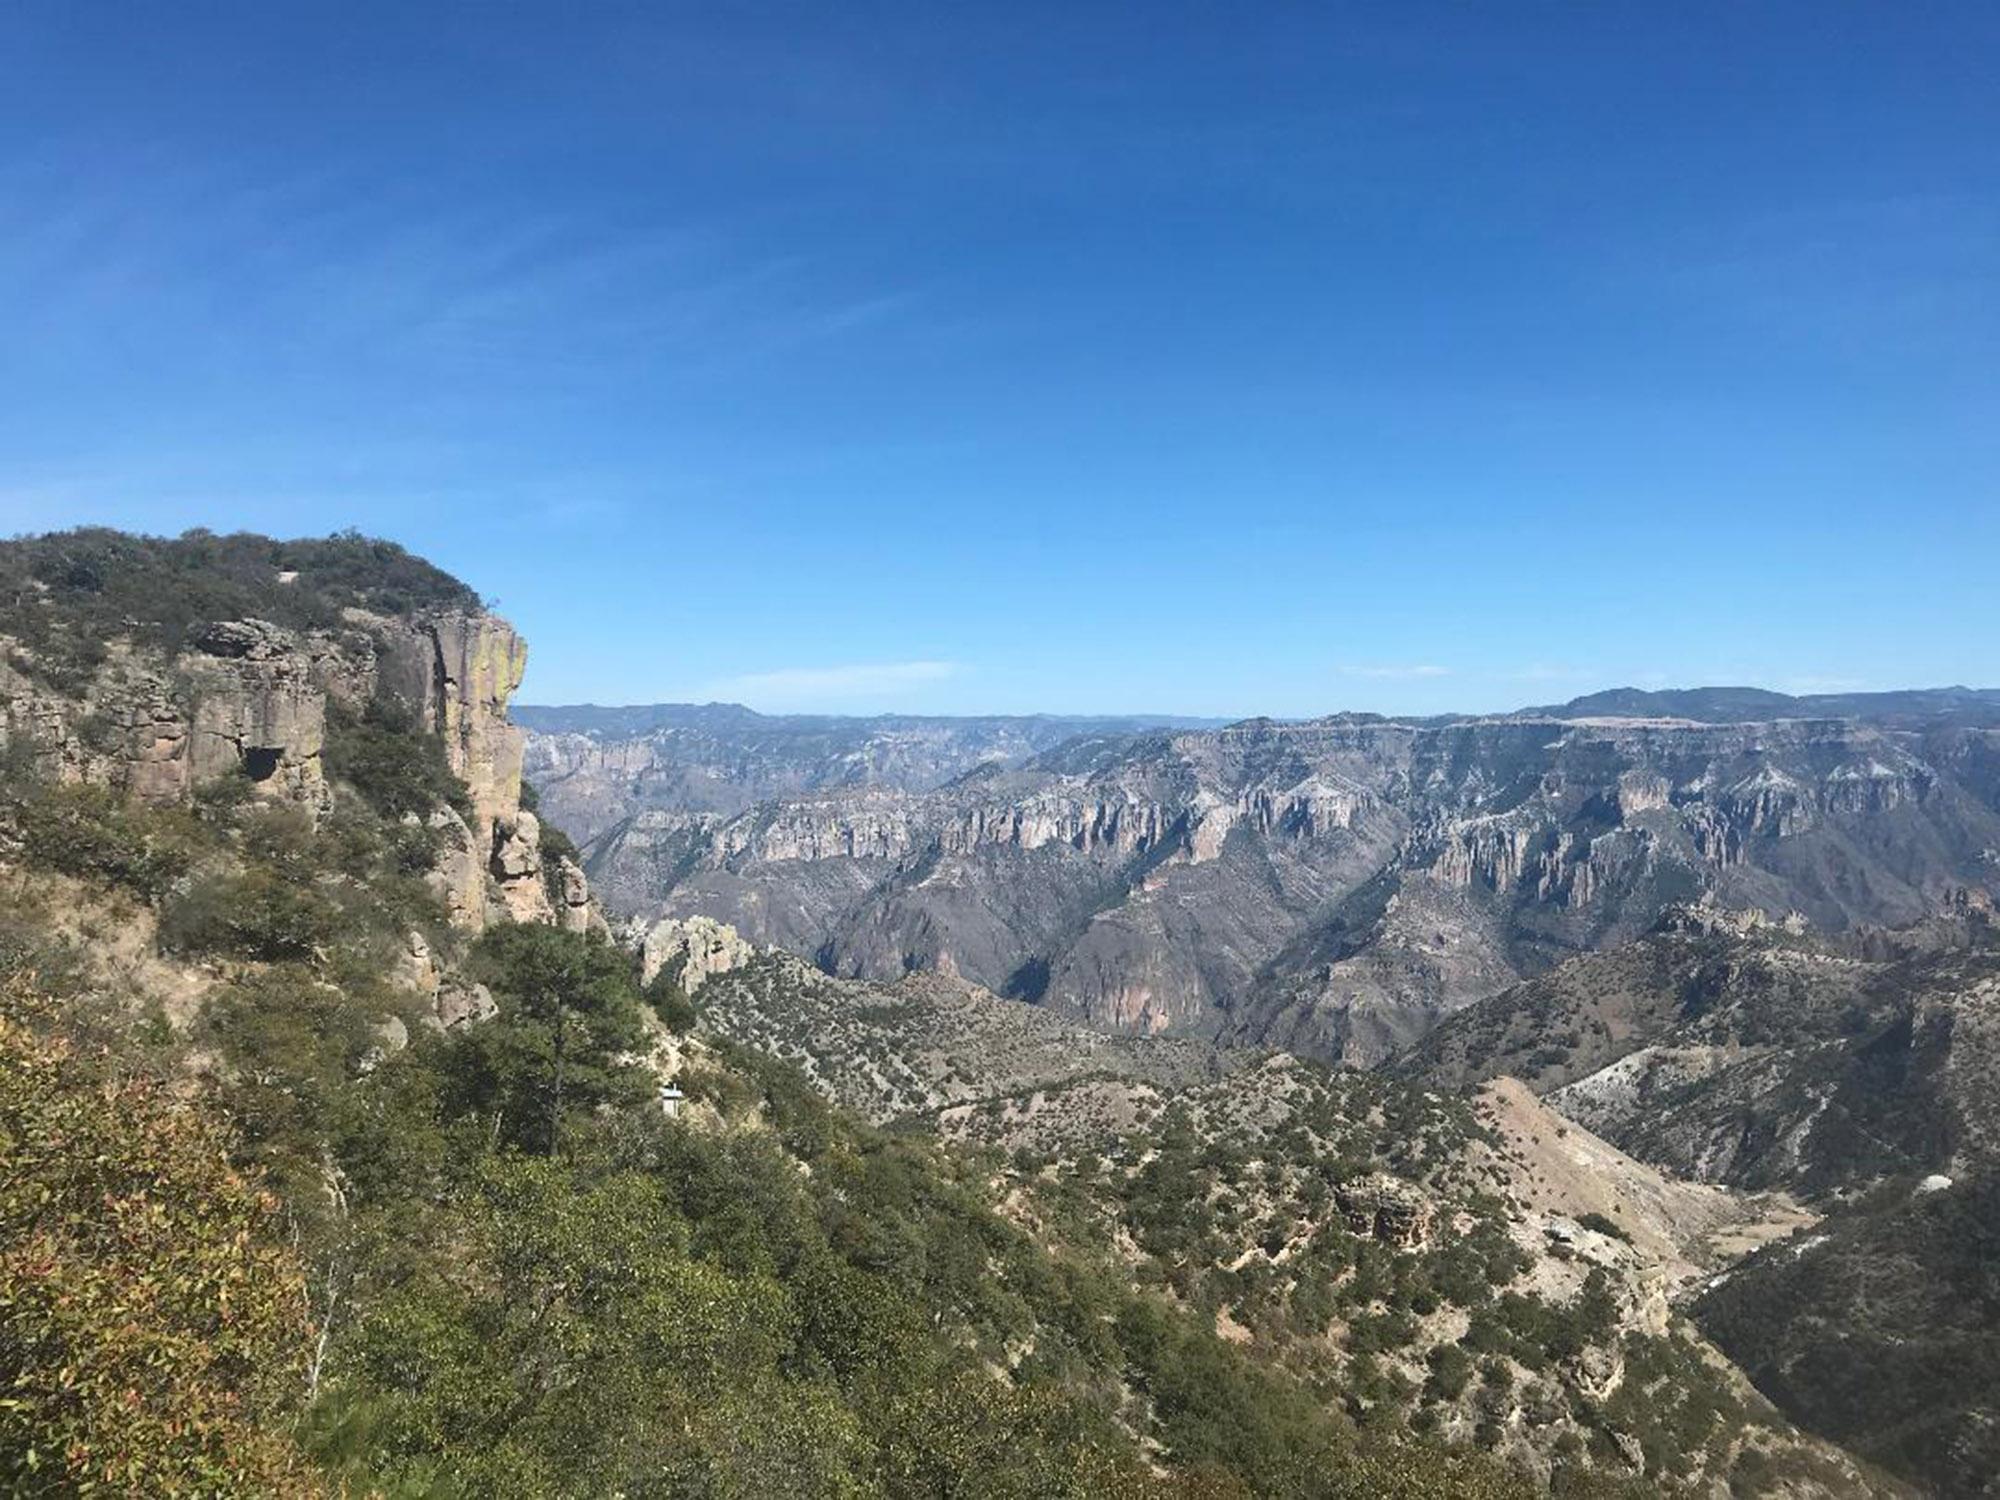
<box><xmin>530</xmin><ymin>697</ymin><xmax>2000</xmax><ymax>1065</ymax></box>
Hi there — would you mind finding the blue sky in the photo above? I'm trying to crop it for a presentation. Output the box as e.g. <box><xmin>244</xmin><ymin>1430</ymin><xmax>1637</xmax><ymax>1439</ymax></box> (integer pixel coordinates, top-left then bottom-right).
<box><xmin>1</xmin><ymin>3</ymin><xmax>1993</xmax><ymax>716</ymax></box>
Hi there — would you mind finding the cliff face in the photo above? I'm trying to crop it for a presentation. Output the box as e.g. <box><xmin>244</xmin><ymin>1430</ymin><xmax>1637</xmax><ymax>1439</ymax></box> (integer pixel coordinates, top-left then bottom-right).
<box><xmin>0</xmin><ymin>598</ymin><xmax>586</xmax><ymax>938</ymax></box>
<box><xmin>372</xmin><ymin>610</ymin><xmax>530</xmax><ymax>840</ymax></box>
<box><xmin>517</xmin><ymin>705</ymin><xmax>1224</xmax><ymax>846</ymax></box>
<box><xmin>580</xmin><ymin>714</ymin><xmax>2000</xmax><ymax>1062</ymax></box>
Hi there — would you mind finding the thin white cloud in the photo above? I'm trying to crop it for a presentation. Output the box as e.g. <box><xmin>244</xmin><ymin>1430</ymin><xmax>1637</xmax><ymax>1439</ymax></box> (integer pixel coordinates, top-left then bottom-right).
<box><xmin>711</xmin><ymin>659</ymin><xmax>960</xmax><ymax>704</ymax></box>
<box><xmin>1337</xmin><ymin>663</ymin><xmax>1451</xmax><ymax>680</ymax></box>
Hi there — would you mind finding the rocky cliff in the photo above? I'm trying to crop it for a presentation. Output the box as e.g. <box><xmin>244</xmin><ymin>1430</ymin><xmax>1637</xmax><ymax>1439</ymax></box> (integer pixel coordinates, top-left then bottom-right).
<box><xmin>0</xmin><ymin>530</ymin><xmax>595</xmax><ymax>941</ymax></box>
<box><xmin>517</xmin><ymin>703</ymin><xmax>1225</xmax><ymax>846</ymax></box>
<box><xmin>579</xmin><ymin>712</ymin><xmax>2000</xmax><ymax>1062</ymax></box>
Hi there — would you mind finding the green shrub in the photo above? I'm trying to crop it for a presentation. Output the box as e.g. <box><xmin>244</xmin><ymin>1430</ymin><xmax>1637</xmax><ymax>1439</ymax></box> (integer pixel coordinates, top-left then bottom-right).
<box><xmin>0</xmin><ymin>992</ymin><xmax>324</xmax><ymax>1495</ymax></box>
<box><xmin>5</xmin><ymin>782</ymin><xmax>197</xmax><ymax>899</ymax></box>
<box><xmin>1576</xmin><ymin>1212</ymin><xmax>1630</xmax><ymax>1244</ymax></box>
<box><xmin>1426</xmin><ymin>1343</ymin><xmax>1473</xmax><ymax>1401</ymax></box>
<box><xmin>0</xmin><ymin>527</ymin><xmax>477</xmax><ymax>689</ymax></box>
<box><xmin>643</xmin><ymin>949</ymin><xmax>695</xmax><ymax>1032</ymax></box>
<box><xmin>160</xmin><ymin>868</ymin><xmax>342</xmax><ymax>962</ymax></box>
<box><xmin>323</xmin><ymin>697</ymin><xmax>471</xmax><ymax>821</ymax></box>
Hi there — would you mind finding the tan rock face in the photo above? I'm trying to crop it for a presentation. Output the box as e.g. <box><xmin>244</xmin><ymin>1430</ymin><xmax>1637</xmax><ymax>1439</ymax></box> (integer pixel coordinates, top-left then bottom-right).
<box><xmin>641</xmin><ymin>915</ymin><xmax>753</xmax><ymax>992</ymax></box>
<box><xmin>374</xmin><ymin>612</ymin><xmax>529</xmax><ymax>841</ymax></box>
<box><xmin>183</xmin><ymin>620</ymin><xmax>330</xmax><ymax>806</ymax></box>
<box><xmin>0</xmin><ymin>622</ymin><xmax>338</xmax><ymax>806</ymax></box>
<box><xmin>491</xmin><ymin>811</ymin><xmax>555</xmax><ymax>924</ymax></box>
<box><xmin>423</xmin><ymin>808</ymin><xmax>489</xmax><ymax>932</ymax></box>
<box><xmin>2</xmin><ymin>603</ymin><xmax>601</xmax><ymax>940</ymax></box>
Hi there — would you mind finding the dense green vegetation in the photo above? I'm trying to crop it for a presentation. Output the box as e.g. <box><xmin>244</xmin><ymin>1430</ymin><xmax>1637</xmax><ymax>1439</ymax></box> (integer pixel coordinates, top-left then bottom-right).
<box><xmin>0</xmin><ymin>986</ymin><xmax>325</xmax><ymax>1496</ymax></box>
<box><xmin>0</xmin><ymin>750</ymin><xmax>1540</xmax><ymax>1496</ymax></box>
<box><xmin>1005</xmin><ymin>1076</ymin><xmax>1797</xmax><ymax>1492</ymax></box>
<box><xmin>0</xmin><ymin>912</ymin><xmax>1537</xmax><ymax>1493</ymax></box>
<box><xmin>296</xmin><ymin>922</ymin><xmax>1556</xmax><ymax>1496</ymax></box>
<box><xmin>324</xmin><ymin>696</ymin><xmax>476</xmax><ymax>824</ymax></box>
<box><xmin>0</xmin><ymin>527</ymin><xmax>478</xmax><ymax>690</ymax></box>
<box><xmin>1699</xmin><ymin>1176</ymin><xmax>2000</xmax><ymax>1498</ymax></box>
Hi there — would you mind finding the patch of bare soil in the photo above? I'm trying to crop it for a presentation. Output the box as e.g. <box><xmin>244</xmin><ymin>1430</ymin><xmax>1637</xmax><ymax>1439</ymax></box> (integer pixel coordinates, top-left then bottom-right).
<box><xmin>1473</xmin><ymin>1075</ymin><xmax>1816</xmax><ymax>1293</ymax></box>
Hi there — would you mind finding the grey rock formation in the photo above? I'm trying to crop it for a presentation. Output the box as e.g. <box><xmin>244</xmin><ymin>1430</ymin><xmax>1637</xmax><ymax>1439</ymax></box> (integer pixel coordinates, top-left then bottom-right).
<box><xmin>579</xmin><ymin>711</ymin><xmax>2000</xmax><ymax>1064</ymax></box>
<box><xmin>554</xmin><ymin>854</ymin><xmax>593</xmax><ymax>934</ymax></box>
<box><xmin>393</xmin><ymin>928</ymin><xmax>441</xmax><ymax>999</ymax></box>
<box><xmin>518</xmin><ymin>703</ymin><xmax>1225</xmax><ymax>848</ymax></box>
<box><xmin>422</xmin><ymin>807</ymin><xmax>490</xmax><ymax>931</ymax></box>
<box><xmin>640</xmin><ymin>914</ymin><xmax>753</xmax><ymax>991</ymax></box>
<box><xmin>433</xmin><ymin>978</ymin><xmax>499</xmax><ymax>1030</ymax></box>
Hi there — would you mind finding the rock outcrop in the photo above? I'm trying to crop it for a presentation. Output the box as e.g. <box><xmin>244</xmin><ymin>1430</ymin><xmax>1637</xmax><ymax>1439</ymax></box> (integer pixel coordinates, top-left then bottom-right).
<box><xmin>373</xmin><ymin>612</ymin><xmax>529</xmax><ymax>840</ymax></box>
<box><xmin>182</xmin><ymin>619</ymin><xmax>336</xmax><ymax>805</ymax></box>
<box><xmin>433</xmin><ymin>977</ymin><xmax>499</xmax><ymax>1030</ymax></box>
<box><xmin>422</xmin><ymin>807</ymin><xmax>490</xmax><ymax>930</ymax></box>
<box><xmin>1</xmin><ymin>593</ymin><xmax>597</xmax><ymax>941</ymax></box>
<box><xmin>490</xmin><ymin>810</ymin><xmax>555</xmax><ymax>925</ymax></box>
<box><xmin>1334</xmin><ymin>1174</ymin><xmax>1436</xmax><ymax>1250</ymax></box>
<box><xmin>641</xmin><ymin>915</ymin><xmax>753</xmax><ymax>992</ymax></box>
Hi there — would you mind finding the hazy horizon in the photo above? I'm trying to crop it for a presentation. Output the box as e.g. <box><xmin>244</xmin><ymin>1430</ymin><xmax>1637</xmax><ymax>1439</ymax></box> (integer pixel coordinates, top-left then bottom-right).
<box><xmin>512</xmin><ymin>679</ymin><xmax>2000</xmax><ymax>723</ymax></box>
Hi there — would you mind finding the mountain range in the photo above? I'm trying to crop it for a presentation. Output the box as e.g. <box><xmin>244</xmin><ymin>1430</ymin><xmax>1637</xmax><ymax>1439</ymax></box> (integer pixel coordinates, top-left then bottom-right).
<box><xmin>529</xmin><ymin>694</ymin><xmax>2000</xmax><ymax>1066</ymax></box>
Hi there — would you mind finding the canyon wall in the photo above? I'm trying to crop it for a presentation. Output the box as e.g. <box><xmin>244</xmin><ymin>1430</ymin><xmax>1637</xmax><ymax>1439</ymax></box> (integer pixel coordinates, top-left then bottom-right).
<box><xmin>578</xmin><ymin>714</ymin><xmax>2000</xmax><ymax>1063</ymax></box>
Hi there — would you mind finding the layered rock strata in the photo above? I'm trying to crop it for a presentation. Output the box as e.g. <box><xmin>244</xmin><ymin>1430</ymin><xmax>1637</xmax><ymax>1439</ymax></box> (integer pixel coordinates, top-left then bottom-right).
<box><xmin>581</xmin><ymin>714</ymin><xmax>2000</xmax><ymax>1062</ymax></box>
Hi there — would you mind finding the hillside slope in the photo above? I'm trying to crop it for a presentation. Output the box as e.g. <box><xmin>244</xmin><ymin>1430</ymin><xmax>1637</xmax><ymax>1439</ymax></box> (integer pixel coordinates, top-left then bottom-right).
<box><xmin>691</xmin><ymin>953</ymin><xmax>1896</xmax><ymax>1495</ymax></box>
<box><xmin>1396</xmin><ymin>902</ymin><xmax>2000</xmax><ymax>1495</ymax></box>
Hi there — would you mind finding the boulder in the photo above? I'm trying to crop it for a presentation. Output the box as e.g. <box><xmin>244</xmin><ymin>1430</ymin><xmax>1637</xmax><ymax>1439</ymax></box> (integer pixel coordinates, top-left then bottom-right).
<box><xmin>433</xmin><ymin>979</ymin><xmax>498</xmax><ymax>1031</ymax></box>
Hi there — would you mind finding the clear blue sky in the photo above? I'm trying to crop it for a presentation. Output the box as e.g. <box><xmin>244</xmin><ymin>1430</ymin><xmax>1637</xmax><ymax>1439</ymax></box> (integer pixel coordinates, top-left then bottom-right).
<box><xmin>1</xmin><ymin>3</ymin><xmax>1993</xmax><ymax>716</ymax></box>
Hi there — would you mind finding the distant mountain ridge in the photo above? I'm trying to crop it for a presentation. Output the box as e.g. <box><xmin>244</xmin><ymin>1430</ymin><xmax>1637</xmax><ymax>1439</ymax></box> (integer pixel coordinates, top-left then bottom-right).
<box><xmin>520</xmin><ymin>684</ymin><xmax>2000</xmax><ymax>738</ymax></box>
<box><xmin>559</xmin><ymin>697</ymin><xmax>2000</xmax><ymax>1064</ymax></box>
<box><xmin>1526</xmin><ymin>685</ymin><xmax>2000</xmax><ymax>726</ymax></box>
<box><xmin>516</xmin><ymin>701</ymin><xmax>1229</xmax><ymax>737</ymax></box>
<box><xmin>519</xmin><ymin>701</ymin><xmax>1229</xmax><ymax>845</ymax></box>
